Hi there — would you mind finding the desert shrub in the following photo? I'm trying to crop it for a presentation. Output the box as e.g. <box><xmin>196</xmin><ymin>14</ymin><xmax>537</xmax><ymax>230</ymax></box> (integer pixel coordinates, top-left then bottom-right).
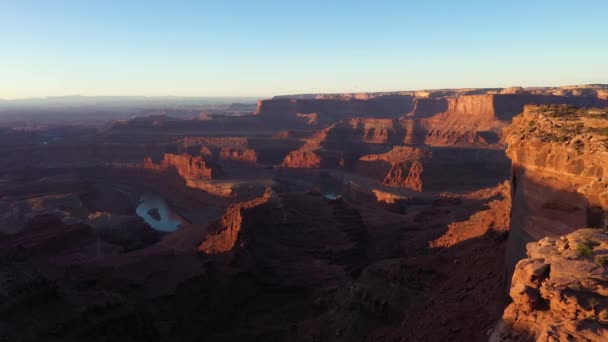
<box><xmin>595</xmin><ymin>255</ymin><xmax>607</xmax><ymax>267</ymax></box>
<box><xmin>577</xmin><ymin>243</ymin><xmax>594</xmax><ymax>258</ymax></box>
<box><xmin>546</xmin><ymin>134</ymin><xmax>569</xmax><ymax>143</ymax></box>
<box><xmin>538</xmin><ymin>105</ymin><xmax>580</xmax><ymax>118</ymax></box>
<box><xmin>588</xmin><ymin>297</ymin><xmax>600</xmax><ymax>313</ymax></box>
<box><xmin>593</xmin><ymin>127</ymin><xmax>608</xmax><ymax>136</ymax></box>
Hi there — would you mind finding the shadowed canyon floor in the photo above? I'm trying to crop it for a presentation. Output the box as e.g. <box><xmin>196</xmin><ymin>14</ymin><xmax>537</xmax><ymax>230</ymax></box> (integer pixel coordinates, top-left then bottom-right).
<box><xmin>1</xmin><ymin>85</ymin><xmax>607</xmax><ymax>341</ymax></box>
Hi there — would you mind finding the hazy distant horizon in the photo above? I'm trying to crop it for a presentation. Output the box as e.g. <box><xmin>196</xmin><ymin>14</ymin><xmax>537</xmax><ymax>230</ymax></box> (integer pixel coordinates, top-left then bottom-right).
<box><xmin>2</xmin><ymin>83</ymin><xmax>608</xmax><ymax>102</ymax></box>
<box><xmin>2</xmin><ymin>0</ymin><xmax>607</xmax><ymax>99</ymax></box>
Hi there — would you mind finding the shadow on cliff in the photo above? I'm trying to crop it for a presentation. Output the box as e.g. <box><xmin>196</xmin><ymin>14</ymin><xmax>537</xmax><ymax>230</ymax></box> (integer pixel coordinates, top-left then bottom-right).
<box><xmin>392</xmin><ymin>228</ymin><xmax>512</xmax><ymax>342</ymax></box>
<box><xmin>506</xmin><ymin>166</ymin><xmax>602</xmax><ymax>279</ymax></box>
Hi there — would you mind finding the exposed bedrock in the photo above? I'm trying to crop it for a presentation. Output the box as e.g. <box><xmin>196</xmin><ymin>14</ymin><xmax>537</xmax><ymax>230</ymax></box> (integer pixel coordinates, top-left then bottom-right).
<box><xmin>357</xmin><ymin>146</ymin><xmax>510</xmax><ymax>192</ymax></box>
<box><xmin>176</xmin><ymin>137</ymin><xmax>303</xmax><ymax>165</ymax></box>
<box><xmin>505</xmin><ymin>105</ymin><xmax>608</xmax><ymax>278</ymax></box>
<box><xmin>143</xmin><ymin>153</ymin><xmax>223</xmax><ymax>180</ymax></box>
<box><xmin>199</xmin><ymin>189</ymin><xmax>281</xmax><ymax>254</ymax></box>
<box><xmin>419</xmin><ymin>94</ymin><xmax>608</xmax><ymax>146</ymax></box>
<box><xmin>406</xmin><ymin>97</ymin><xmax>449</xmax><ymax>118</ymax></box>
<box><xmin>490</xmin><ymin>229</ymin><xmax>608</xmax><ymax>341</ymax></box>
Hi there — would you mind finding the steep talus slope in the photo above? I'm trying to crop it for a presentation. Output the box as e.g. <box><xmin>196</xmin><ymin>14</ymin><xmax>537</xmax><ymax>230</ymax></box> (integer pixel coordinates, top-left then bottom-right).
<box><xmin>505</xmin><ymin>105</ymin><xmax>608</xmax><ymax>275</ymax></box>
<box><xmin>491</xmin><ymin>229</ymin><xmax>608</xmax><ymax>341</ymax></box>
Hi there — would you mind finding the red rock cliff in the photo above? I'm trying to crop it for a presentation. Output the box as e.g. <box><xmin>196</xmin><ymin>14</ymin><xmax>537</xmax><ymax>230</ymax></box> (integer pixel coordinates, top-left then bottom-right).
<box><xmin>144</xmin><ymin>153</ymin><xmax>223</xmax><ymax>180</ymax></box>
<box><xmin>199</xmin><ymin>189</ymin><xmax>281</xmax><ymax>254</ymax></box>
<box><xmin>504</xmin><ymin>105</ymin><xmax>608</xmax><ymax>277</ymax></box>
<box><xmin>491</xmin><ymin>229</ymin><xmax>608</xmax><ymax>341</ymax></box>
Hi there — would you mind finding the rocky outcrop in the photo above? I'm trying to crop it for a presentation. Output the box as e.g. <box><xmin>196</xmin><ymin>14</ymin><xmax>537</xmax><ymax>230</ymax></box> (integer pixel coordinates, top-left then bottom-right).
<box><xmin>199</xmin><ymin>189</ymin><xmax>281</xmax><ymax>254</ymax></box>
<box><xmin>178</xmin><ymin>137</ymin><xmax>259</xmax><ymax>163</ymax></box>
<box><xmin>144</xmin><ymin>153</ymin><xmax>223</xmax><ymax>180</ymax></box>
<box><xmin>490</xmin><ymin>229</ymin><xmax>608</xmax><ymax>342</ymax></box>
<box><xmin>219</xmin><ymin>148</ymin><xmax>257</xmax><ymax>163</ymax></box>
<box><xmin>281</xmin><ymin>144</ymin><xmax>323</xmax><ymax>168</ymax></box>
<box><xmin>357</xmin><ymin>146</ymin><xmax>510</xmax><ymax>192</ymax></box>
<box><xmin>383</xmin><ymin>161</ymin><xmax>424</xmax><ymax>191</ymax></box>
<box><xmin>418</xmin><ymin>93</ymin><xmax>608</xmax><ymax>146</ymax></box>
<box><xmin>323</xmin><ymin>118</ymin><xmax>404</xmax><ymax>144</ymax></box>
<box><xmin>430</xmin><ymin>182</ymin><xmax>511</xmax><ymax>248</ymax></box>
<box><xmin>357</xmin><ymin>147</ymin><xmax>429</xmax><ymax>191</ymax></box>
<box><xmin>505</xmin><ymin>105</ymin><xmax>608</xmax><ymax>275</ymax></box>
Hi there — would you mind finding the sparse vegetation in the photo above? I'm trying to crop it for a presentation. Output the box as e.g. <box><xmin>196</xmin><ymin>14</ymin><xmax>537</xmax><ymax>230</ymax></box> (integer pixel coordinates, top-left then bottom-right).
<box><xmin>577</xmin><ymin>243</ymin><xmax>594</xmax><ymax>258</ymax></box>
<box><xmin>595</xmin><ymin>255</ymin><xmax>607</xmax><ymax>267</ymax></box>
<box><xmin>588</xmin><ymin>297</ymin><xmax>600</xmax><ymax>314</ymax></box>
<box><xmin>547</xmin><ymin>134</ymin><xmax>569</xmax><ymax>143</ymax></box>
<box><xmin>537</xmin><ymin>105</ymin><xmax>580</xmax><ymax>118</ymax></box>
<box><xmin>593</xmin><ymin>127</ymin><xmax>608</xmax><ymax>136</ymax></box>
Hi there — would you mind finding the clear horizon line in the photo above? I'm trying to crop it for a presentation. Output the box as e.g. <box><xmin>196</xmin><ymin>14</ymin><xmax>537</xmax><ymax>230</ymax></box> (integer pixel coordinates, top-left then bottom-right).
<box><xmin>1</xmin><ymin>83</ymin><xmax>607</xmax><ymax>101</ymax></box>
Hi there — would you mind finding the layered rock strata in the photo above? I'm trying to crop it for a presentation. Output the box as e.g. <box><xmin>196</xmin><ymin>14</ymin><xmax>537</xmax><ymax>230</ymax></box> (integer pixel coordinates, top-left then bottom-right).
<box><xmin>505</xmin><ymin>105</ymin><xmax>608</xmax><ymax>274</ymax></box>
<box><xmin>491</xmin><ymin>229</ymin><xmax>608</xmax><ymax>341</ymax></box>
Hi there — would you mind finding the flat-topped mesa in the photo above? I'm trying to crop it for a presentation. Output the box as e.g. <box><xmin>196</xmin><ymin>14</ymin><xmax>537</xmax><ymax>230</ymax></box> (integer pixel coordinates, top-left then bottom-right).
<box><xmin>144</xmin><ymin>153</ymin><xmax>223</xmax><ymax>180</ymax></box>
<box><xmin>504</xmin><ymin>104</ymin><xmax>608</xmax><ymax>276</ymax></box>
<box><xmin>257</xmin><ymin>87</ymin><xmax>608</xmax><ymax>126</ymax></box>
<box><xmin>255</xmin><ymin>94</ymin><xmax>416</xmax><ymax>122</ymax></box>
<box><xmin>490</xmin><ymin>229</ymin><xmax>608</xmax><ymax>342</ymax></box>
<box><xmin>418</xmin><ymin>94</ymin><xmax>608</xmax><ymax>146</ymax></box>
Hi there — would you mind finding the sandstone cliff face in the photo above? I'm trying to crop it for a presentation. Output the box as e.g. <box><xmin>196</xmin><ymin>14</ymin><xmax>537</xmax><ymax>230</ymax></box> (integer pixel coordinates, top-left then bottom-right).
<box><xmin>416</xmin><ymin>93</ymin><xmax>607</xmax><ymax>146</ymax></box>
<box><xmin>405</xmin><ymin>97</ymin><xmax>449</xmax><ymax>118</ymax></box>
<box><xmin>177</xmin><ymin>137</ymin><xmax>259</xmax><ymax>163</ymax></box>
<box><xmin>383</xmin><ymin>161</ymin><xmax>424</xmax><ymax>191</ymax></box>
<box><xmin>199</xmin><ymin>189</ymin><xmax>280</xmax><ymax>254</ymax></box>
<box><xmin>324</xmin><ymin>118</ymin><xmax>403</xmax><ymax>144</ymax></box>
<box><xmin>281</xmin><ymin>144</ymin><xmax>323</xmax><ymax>168</ymax></box>
<box><xmin>505</xmin><ymin>105</ymin><xmax>608</xmax><ymax>275</ymax></box>
<box><xmin>357</xmin><ymin>147</ymin><xmax>429</xmax><ymax>189</ymax></box>
<box><xmin>219</xmin><ymin>148</ymin><xmax>258</xmax><ymax>163</ymax></box>
<box><xmin>491</xmin><ymin>229</ymin><xmax>608</xmax><ymax>342</ymax></box>
<box><xmin>144</xmin><ymin>153</ymin><xmax>223</xmax><ymax>180</ymax></box>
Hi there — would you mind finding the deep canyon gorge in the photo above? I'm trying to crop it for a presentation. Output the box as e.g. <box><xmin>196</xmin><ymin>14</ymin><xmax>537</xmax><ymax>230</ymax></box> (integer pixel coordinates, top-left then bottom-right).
<box><xmin>1</xmin><ymin>85</ymin><xmax>607</xmax><ymax>341</ymax></box>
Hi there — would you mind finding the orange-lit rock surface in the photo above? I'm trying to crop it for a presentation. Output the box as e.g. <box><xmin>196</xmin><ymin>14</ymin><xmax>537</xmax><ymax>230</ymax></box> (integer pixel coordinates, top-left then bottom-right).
<box><xmin>358</xmin><ymin>147</ymin><xmax>430</xmax><ymax>191</ymax></box>
<box><xmin>143</xmin><ymin>153</ymin><xmax>223</xmax><ymax>180</ymax></box>
<box><xmin>199</xmin><ymin>189</ymin><xmax>280</xmax><ymax>254</ymax></box>
<box><xmin>430</xmin><ymin>182</ymin><xmax>511</xmax><ymax>248</ymax></box>
<box><xmin>3</xmin><ymin>85</ymin><xmax>608</xmax><ymax>342</ymax></box>
<box><xmin>490</xmin><ymin>229</ymin><xmax>608</xmax><ymax>342</ymax></box>
<box><xmin>177</xmin><ymin>137</ymin><xmax>259</xmax><ymax>163</ymax></box>
<box><xmin>505</xmin><ymin>105</ymin><xmax>608</xmax><ymax>274</ymax></box>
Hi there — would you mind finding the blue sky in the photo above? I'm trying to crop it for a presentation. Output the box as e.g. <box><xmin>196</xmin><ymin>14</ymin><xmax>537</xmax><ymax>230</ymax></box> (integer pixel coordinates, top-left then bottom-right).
<box><xmin>1</xmin><ymin>0</ymin><xmax>607</xmax><ymax>98</ymax></box>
